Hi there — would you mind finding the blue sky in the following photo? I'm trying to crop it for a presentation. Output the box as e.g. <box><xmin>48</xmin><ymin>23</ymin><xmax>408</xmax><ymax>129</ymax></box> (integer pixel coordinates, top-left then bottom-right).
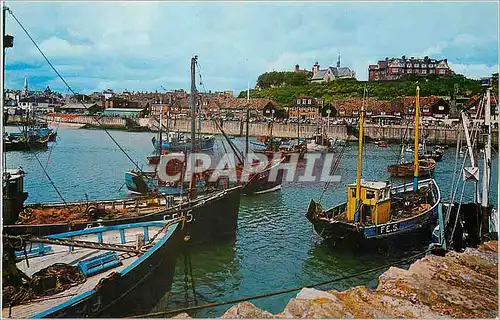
<box><xmin>3</xmin><ymin>1</ymin><xmax>499</xmax><ymax>95</ymax></box>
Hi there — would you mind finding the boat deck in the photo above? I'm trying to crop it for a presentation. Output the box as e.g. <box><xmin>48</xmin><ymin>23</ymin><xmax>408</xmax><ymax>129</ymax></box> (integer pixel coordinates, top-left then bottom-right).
<box><xmin>2</xmin><ymin>226</ymin><xmax>164</xmax><ymax>318</ymax></box>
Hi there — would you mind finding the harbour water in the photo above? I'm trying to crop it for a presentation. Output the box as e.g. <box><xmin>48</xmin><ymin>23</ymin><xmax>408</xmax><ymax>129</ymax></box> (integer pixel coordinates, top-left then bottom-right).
<box><xmin>5</xmin><ymin>126</ymin><xmax>498</xmax><ymax>317</ymax></box>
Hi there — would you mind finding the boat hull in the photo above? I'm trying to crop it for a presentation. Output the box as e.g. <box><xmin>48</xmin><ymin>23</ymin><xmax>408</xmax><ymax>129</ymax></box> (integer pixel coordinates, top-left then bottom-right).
<box><xmin>30</xmin><ymin>222</ymin><xmax>183</xmax><ymax>318</ymax></box>
<box><xmin>306</xmin><ymin>179</ymin><xmax>441</xmax><ymax>249</ymax></box>
<box><xmin>241</xmin><ymin>159</ymin><xmax>285</xmax><ymax>195</ymax></box>
<box><xmin>4</xmin><ymin>186</ymin><xmax>242</xmax><ymax>245</ymax></box>
<box><xmin>154</xmin><ymin>137</ymin><xmax>215</xmax><ymax>152</ymax></box>
<box><xmin>387</xmin><ymin>159</ymin><xmax>436</xmax><ymax>178</ymax></box>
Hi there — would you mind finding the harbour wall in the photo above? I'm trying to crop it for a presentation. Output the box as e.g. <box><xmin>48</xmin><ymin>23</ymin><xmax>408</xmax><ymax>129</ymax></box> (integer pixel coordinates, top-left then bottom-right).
<box><xmin>8</xmin><ymin>115</ymin><xmax>499</xmax><ymax>145</ymax></box>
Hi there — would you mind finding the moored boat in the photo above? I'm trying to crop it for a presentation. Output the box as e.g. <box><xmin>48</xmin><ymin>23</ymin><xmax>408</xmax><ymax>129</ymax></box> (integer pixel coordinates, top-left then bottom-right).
<box><xmin>2</xmin><ymin>219</ymin><xmax>184</xmax><ymax>318</ymax></box>
<box><xmin>387</xmin><ymin>158</ymin><xmax>436</xmax><ymax>178</ymax></box>
<box><xmin>3</xmin><ymin>167</ymin><xmax>241</xmax><ymax>244</ymax></box>
<box><xmin>306</xmin><ymin>86</ymin><xmax>441</xmax><ymax>249</ymax></box>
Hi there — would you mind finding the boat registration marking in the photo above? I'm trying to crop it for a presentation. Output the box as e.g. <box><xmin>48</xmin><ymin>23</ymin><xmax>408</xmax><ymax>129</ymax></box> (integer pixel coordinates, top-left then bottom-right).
<box><xmin>378</xmin><ymin>223</ymin><xmax>399</xmax><ymax>234</ymax></box>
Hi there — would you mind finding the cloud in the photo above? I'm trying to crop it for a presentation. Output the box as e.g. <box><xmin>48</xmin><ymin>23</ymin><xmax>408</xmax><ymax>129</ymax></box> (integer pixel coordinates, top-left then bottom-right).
<box><xmin>36</xmin><ymin>36</ymin><xmax>92</xmax><ymax>58</ymax></box>
<box><xmin>448</xmin><ymin>63</ymin><xmax>499</xmax><ymax>79</ymax></box>
<box><xmin>4</xmin><ymin>2</ymin><xmax>499</xmax><ymax>94</ymax></box>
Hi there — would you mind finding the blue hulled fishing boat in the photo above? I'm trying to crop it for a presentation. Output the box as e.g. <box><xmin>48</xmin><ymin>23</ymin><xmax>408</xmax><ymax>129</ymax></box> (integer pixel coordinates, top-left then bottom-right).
<box><xmin>2</xmin><ymin>220</ymin><xmax>184</xmax><ymax>318</ymax></box>
<box><xmin>306</xmin><ymin>86</ymin><xmax>441</xmax><ymax>249</ymax></box>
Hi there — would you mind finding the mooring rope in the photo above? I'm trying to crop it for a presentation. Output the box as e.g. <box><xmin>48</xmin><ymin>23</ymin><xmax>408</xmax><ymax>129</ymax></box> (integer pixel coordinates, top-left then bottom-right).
<box><xmin>129</xmin><ymin>250</ymin><xmax>429</xmax><ymax>318</ymax></box>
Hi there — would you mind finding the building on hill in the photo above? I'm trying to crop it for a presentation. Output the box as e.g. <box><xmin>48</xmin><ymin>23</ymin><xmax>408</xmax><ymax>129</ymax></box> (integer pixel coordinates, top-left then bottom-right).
<box><xmin>368</xmin><ymin>56</ymin><xmax>454</xmax><ymax>81</ymax></box>
<box><xmin>309</xmin><ymin>55</ymin><xmax>356</xmax><ymax>83</ymax></box>
<box><xmin>294</xmin><ymin>64</ymin><xmax>313</xmax><ymax>78</ymax></box>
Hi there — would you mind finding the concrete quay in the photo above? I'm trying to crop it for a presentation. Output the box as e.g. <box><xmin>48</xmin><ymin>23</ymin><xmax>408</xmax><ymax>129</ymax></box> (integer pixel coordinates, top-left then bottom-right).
<box><xmin>7</xmin><ymin>115</ymin><xmax>498</xmax><ymax>146</ymax></box>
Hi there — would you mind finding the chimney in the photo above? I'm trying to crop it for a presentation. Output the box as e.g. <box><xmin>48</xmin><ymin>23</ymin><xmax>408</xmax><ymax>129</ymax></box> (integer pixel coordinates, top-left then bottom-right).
<box><xmin>313</xmin><ymin>62</ymin><xmax>320</xmax><ymax>74</ymax></box>
<box><xmin>295</xmin><ymin>64</ymin><xmax>300</xmax><ymax>72</ymax></box>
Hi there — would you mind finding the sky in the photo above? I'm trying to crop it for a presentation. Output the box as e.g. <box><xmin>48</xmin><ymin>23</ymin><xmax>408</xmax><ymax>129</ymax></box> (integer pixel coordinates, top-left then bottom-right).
<box><xmin>3</xmin><ymin>1</ymin><xmax>499</xmax><ymax>95</ymax></box>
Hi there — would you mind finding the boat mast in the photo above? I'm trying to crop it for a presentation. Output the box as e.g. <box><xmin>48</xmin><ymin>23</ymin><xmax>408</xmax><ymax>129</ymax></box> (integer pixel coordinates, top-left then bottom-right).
<box><xmin>355</xmin><ymin>87</ymin><xmax>366</xmax><ymax>220</ymax></box>
<box><xmin>158</xmin><ymin>110</ymin><xmax>163</xmax><ymax>157</ymax></box>
<box><xmin>188</xmin><ymin>56</ymin><xmax>198</xmax><ymax>198</ymax></box>
<box><xmin>413</xmin><ymin>86</ymin><xmax>420</xmax><ymax>192</ymax></box>
<box><xmin>481</xmin><ymin>87</ymin><xmax>491</xmax><ymax>209</ymax></box>
<box><xmin>245</xmin><ymin>81</ymin><xmax>249</xmax><ymax>158</ymax></box>
<box><xmin>461</xmin><ymin>101</ymin><xmax>480</xmax><ymax>203</ymax></box>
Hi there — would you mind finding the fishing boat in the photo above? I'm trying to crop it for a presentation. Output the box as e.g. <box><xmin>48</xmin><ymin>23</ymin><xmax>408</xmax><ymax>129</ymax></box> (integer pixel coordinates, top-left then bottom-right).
<box><xmin>2</xmin><ymin>219</ymin><xmax>183</xmax><ymax>318</ymax></box>
<box><xmin>220</xmin><ymin>92</ymin><xmax>286</xmax><ymax>195</ymax></box>
<box><xmin>147</xmin><ymin>112</ymin><xmax>168</xmax><ymax>165</ymax></box>
<box><xmin>306</xmin><ymin>86</ymin><xmax>441</xmax><ymax>248</ymax></box>
<box><xmin>126</xmin><ymin>86</ymin><xmax>286</xmax><ymax>196</ymax></box>
<box><xmin>388</xmin><ymin>90</ymin><xmax>436</xmax><ymax>178</ymax></box>
<box><xmin>377</xmin><ymin>140</ymin><xmax>388</xmax><ymax>148</ymax></box>
<box><xmin>387</xmin><ymin>158</ymin><xmax>436</xmax><ymax>177</ymax></box>
<box><xmin>152</xmin><ymin>132</ymin><xmax>215</xmax><ymax>152</ymax></box>
<box><xmin>432</xmin><ymin>83</ymin><xmax>498</xmax><ymax>252</ymax></box>
<box><xmin>4</xmin><ymin>57</ymin><xmax>243</xmax><ymax>245</ymax></box>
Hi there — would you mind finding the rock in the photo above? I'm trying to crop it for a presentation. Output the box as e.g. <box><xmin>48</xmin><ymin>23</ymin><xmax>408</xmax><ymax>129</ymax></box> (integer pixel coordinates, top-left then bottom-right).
<box><xmin>279</xmin><ymin>288</ymin><xmax>352</xmax><ymax>318</ymax></box>
<box><xmin>172</xmin><ymin>313</ymin><xmax>191</xmax><ymax>318</ymax></box>
<box><xmin>221</xmin><ymin>241</ymin><xmax>498</xmax><ymax>319</ymax></box>
<box><xmin>377</xmin><ymin>246</ymin><xmax>498</xmax><ymax>318</ymax></box>
<box><xmin>330</xmin><ymin>286</ymin><xmax>442</xmax><ymax>318</ymax></box>
<box><xmin>221</xmin><ymin>302</ymin><xmax>273</xmax><ymax>319</ymax></box>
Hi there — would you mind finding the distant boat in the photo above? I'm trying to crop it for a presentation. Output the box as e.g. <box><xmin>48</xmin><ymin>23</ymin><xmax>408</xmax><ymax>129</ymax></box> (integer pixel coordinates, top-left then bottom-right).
<box><xmin>2</xmin><ymin>220</ymin><xmax>183</xmax><ymax>318</ymax></box>
<box><xmin>377</xmin><ymin>141</ymin><xmax>388</xmax><ymax>148</ymax></box>
<box><xmin>152</xmin><ymin>132</ymin><xmax>215</xmax><ymax>152</ymax></box>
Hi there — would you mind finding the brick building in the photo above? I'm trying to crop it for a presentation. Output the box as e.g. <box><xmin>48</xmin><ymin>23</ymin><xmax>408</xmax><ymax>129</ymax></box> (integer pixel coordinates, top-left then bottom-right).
<box><xmin>287</xmin><ymin>96</ymin><xmax>324</xmax><ymax>120</ymax></box>
<box><xmin>368</xmin><ymin>56</ymin><xmax>454</xmax><ymax>81</ymax></box>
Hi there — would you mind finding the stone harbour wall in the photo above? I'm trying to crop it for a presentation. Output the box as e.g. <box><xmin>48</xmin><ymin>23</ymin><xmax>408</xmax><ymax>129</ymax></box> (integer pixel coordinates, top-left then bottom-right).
<box><xmin>175</xmin><ymin>241</ymin><xmax>498</xmax><ymax>318</ymax></box>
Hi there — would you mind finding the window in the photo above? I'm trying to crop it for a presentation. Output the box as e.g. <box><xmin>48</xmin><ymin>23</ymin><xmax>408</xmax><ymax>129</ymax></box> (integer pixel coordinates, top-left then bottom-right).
<box><xmin>430</xmin><ymin>70</ymin><xmax>435</xmax><ymax>74</ymax></box>
<box><xmin>353</xmin><ymin>110</ymin><xmax>359</xmax><ymax>115</ymax></box>
<box><xmin>392</xmin><ymin>68</ymin><xmax>399</xmax><ymax>74</ymax></box>
<box><xmin>423</xmin><ymin>108</ymin><xmax>430</xmax><ymax>113</ymax></box>
<box><xmin>296</xmin><ymin>99</ymin><xmax>300</xmax><ymax>105</ymax></box>
<box><xmin>308</xmin><ymin>99</ymin><xmax>312</xmax><ymax>105</ymax></box>
<box><xmin>351</xmin><ymin>188</ymin><xmax>356</xmax><ymax>198</ymax></box>
<box><xmin>421</xmin><ymin>64</ymin><xmax>427</xmax><ymax>68</ymax></box>
<box><xmin>395</xmin><ymin>112</ymin><xmax>401</xmax><ymax>116</ymax></box>
<box><xmin>438</xmin><ymin>106</ymin><xmax>445</xmax><ymax>111</ymax></box>
<box><xmin>366</xmin><ymin>111</ymin><xmax>373</xmax><ymax>115</ymax></box>
<box><xmin>380</xmin><ymin>111</ymin><xmax>386</xmax><ymax>115</ymax></box>
<box><xmin>302</xmin><ymin>99</ymin><xmax>307</xmax><ymax>104</ymax></box>
<box><xmin>422</xmin><ymin>69</ymin><xmax>427</xmax><ymax>74</ymax></box>
<box><xmin>407</xmin><ymin>69</ymin><xmax>412</xmax><ymax>74</ymax></box>
<box><xmin>439</xmin><ymin>69</ymin><xmax>446</xmax><ymax>74</ymax></box>
<box><xmin>414</xmin><ymin>64</ymin><xmax>420</xmax><ymax>68</ymax></box>
<box><xmin>366</xmin><ymin>190</ymin><xmax>375</xmax><ymax>200</ymax></box>
<box><xmin>406</xmin><ymin>63</ymin><xmax>412</xmax><ymax>68</ymax></box>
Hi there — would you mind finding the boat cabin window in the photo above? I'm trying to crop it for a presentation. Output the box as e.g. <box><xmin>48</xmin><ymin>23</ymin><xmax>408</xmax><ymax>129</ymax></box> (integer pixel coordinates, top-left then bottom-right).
<box><xmin>351</xmin><ymin>188</ymin><xmax>356</xmax><ymax>198</ymax></box>
<box><xmin>366</xmin><ymin>190</ymin><xmax>375</xmax><ymax>200</ymax></box>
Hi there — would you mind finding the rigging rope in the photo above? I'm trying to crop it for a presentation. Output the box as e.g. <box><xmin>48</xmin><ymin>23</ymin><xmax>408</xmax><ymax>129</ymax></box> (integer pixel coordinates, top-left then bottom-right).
<box><xmin>129</xmin><ymin>249</ymin><xmax>429</xmax><ymax>318</ymax></box>
<box><xmin>6</xmin><ymin>8</ymin><xmax>142</xmax><ymax>174</ymax></box>
<box><xmin>13</xmin><ymin>123</ymin><xmax>67</xmax><ymax>204</ymax></box>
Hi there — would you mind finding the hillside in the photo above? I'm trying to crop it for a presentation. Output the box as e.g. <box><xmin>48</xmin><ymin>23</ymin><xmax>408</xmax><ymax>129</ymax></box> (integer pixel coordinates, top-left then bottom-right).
<box><xmin>239</xmin><ymin>74</ymin><xmax>484</xmax><ymax>106</ymax></box>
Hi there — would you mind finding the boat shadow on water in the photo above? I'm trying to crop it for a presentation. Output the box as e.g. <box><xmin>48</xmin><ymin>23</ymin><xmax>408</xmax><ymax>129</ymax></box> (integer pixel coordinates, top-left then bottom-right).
<box><xmin>150</xmin><ymin>243</ymin><xmax>241</xmax><ymax>318</ymax></box>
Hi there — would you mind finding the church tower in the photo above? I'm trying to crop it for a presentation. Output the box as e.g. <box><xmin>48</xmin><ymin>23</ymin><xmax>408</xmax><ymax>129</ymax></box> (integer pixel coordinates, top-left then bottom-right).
<box><xmin>22</xmin><ymin>76</ymin><xmax>28</xmax><ymax>96</ymax></box>
<box><xmin>337</xmin><ymin>52</ymin><xmax>341</xmax><ymax>68</ymax></box>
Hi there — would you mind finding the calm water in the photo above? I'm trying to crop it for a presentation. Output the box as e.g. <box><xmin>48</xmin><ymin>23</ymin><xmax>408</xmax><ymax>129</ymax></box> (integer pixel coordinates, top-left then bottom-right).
<box><xmin>5</xmin><ymin>126</ymin><xmax>499</xmax><ymax>317</ymax></box>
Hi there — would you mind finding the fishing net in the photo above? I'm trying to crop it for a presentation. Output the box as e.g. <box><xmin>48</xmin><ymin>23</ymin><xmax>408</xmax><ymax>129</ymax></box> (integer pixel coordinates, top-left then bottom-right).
<box><xmin>3</xmin><ymin>263</ymin><xmax>86</xmax><ymax>307</ymax></box>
